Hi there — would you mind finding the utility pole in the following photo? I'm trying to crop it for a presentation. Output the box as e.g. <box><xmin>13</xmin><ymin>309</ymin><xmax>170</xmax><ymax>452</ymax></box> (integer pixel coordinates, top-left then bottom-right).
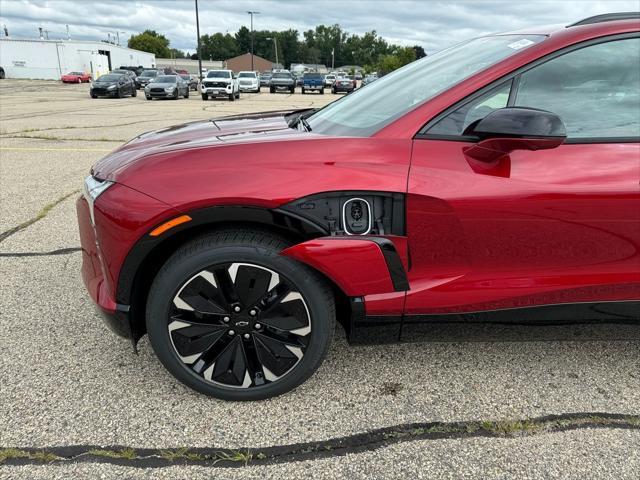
<box><xmin>331</xmin><ymin>48</ymin><xmax>335</xmax><ymax>70</ymax></box>
<box><xmin>247</xmin><ymin>11</ymin><xmax>260</xmax><ymax>71</ymax></box>
<box><xmin>66</xmin><ymin>24</ymin><xmax>70</xmax><ymax>40</ymax></box>
<box><xmin>266</xmin><ymin>37</ymin><xmax>278</xmax><ymax>67</ymax></box>
<box><xmin>195</xmin><ymin>0</ymin><xmax>203</xmax><ymax>81</ymax></box>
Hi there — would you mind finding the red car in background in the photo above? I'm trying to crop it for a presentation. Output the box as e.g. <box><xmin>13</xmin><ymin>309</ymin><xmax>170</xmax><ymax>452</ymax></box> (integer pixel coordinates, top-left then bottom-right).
<box><xmin>77</xmin><ymin>13</ymin><xmax>640</xmax><ymax>401</ymax></box>
<box><xmin>61</xmin><ymin>71</ymin><xmax>92</xmax><ymax>83</ymax></box>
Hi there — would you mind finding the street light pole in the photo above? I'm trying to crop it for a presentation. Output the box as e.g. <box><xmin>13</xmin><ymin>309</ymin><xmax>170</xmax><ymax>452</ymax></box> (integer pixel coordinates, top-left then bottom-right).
<box><xmin>195</xmin><ymin>0</ymin><xmax>203</xmax><ymax>82</ymax></box>
<box><xmin>247</xmin><ymin>11</ymin><xmax>260</xmax><ymax>70</ymax></box>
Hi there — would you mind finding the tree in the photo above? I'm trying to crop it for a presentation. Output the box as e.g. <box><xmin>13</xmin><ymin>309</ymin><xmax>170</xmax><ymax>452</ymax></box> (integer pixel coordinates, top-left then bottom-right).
<box><xmin>413</xmin><ymin>45</ymin><xmax>426</xmax><ymax>59</ymax></box>
<box><xmin>128</xmin><ymin>30</ymin><xmax>171</xmax><ymax>58</ymax></box>
<box><xmin>200</xmin><ymin>33</ymin><xmax>238</xmax><ymax>60</ymax></box>
<box><xmin>169</xmin><ymin>48</ymin><xmax>186</xmax><ymax>59</ymax></box>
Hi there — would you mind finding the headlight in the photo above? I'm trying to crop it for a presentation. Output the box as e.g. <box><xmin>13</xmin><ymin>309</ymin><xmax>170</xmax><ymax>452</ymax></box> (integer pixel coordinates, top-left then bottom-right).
<box><xmin>165</xmin><ymin>87</ymin><xmax>174</xmax><ymax>92</ymax></box>
<box><xmin>107</xmin><ymin>85</ymin><xmax>116</xmax><ymax>90</ymax></box>
<box><xmin>83</xmin><ymin>176</ymin><xmax>114</xmax><ymax>224</ymax></box>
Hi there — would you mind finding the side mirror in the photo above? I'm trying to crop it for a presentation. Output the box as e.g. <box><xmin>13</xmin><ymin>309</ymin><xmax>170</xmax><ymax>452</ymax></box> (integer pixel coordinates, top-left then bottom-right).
<box><xmin>463</xmin><ymin>107</ymin><xmax>566</xmax><ymax>164</ymax></box>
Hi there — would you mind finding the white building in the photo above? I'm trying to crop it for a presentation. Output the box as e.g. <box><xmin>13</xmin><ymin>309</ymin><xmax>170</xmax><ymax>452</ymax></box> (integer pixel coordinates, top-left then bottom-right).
<box><xmin>0</xmin><ymin>38</ymin><xmax>156</xmax><ymax>80</ymax></box>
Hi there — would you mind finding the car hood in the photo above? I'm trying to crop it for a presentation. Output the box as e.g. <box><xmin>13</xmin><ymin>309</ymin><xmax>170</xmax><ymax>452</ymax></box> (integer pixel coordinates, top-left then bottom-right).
<box><xmin>147</xmin><ymin>82</ymin><xmax>176</xmax><ymax>88</ymax></box>
<box><xmin>93</xmin><ymin>81</ymin><xmax>118</xmax><ymax>86</ymax></box>
<box><xmin>92</xmin><ymin>110</ymin><xmax>309</xmax><ymax>180</ymax></box>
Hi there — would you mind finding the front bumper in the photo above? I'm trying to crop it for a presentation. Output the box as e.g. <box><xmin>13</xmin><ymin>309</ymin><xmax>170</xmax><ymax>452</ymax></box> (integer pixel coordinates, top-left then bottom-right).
<box><xmin>91</xmin><ymin>88</ymin><xmax>118</xmax><ymax>97</ymax></box>
<box><xmin>303</xmin><ymin>84</ymin><xmax>323</xmax><ymax>90</ymax></box>
<box><xmin>333</xmin><ymin>84</ymin><xmax>354</xmax><ymax>92</ymax></box>
<box><xmin>146</xmin><ymin>90</ymin><xmax>176</xmax><ymax>98</ymax></box>
<box><xmin>271</xmin><ymin>84</ymin><xmax>294</xmax><ymax>90</ymax></box>
<box><xmin>77</xmin><ymin>194</ymin><xmax>131</xmax><ymax>338</ymax></box>
<box><xmin>239</xmin><ymin>83</ymin><xmax>259</xmax><ymax>92</ymax></box>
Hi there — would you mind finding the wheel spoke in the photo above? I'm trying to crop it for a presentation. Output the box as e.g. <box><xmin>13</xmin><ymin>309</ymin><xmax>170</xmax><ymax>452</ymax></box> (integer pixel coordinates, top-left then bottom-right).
<box><xmin>203</xmin><ymin>337</ymin><xmax>251</xmax><ymax>387</ymax></box>
<box><xmin>169</xmin><ymin>320</ymin><xmax>227</xmax><ymax>362</ymax></box>
<box><xmin>259</xmin><ymin>292</ymin><xmax>310</xmax><ymax>336</ymax></box>
<box><xmin>228</xmin><ymin>263</ymin><xmax>279</xmax><ymax>307</ymax></box>
<box><xmin>254</xmin><ymin>333</ymin><xmax>300</xmax><ymax>379</ymax></box>
<box><xmin>174</xmin><ymin>270</ymin><xmax>228</xmax><ymax>314</ymax></box>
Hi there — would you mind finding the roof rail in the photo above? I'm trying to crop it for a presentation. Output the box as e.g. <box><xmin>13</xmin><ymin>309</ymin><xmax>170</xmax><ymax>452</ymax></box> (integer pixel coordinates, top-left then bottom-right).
<box><xmin>568</xmin><ymin>12</ymin><xmax>640</xmax><ymax>27</ymax></box>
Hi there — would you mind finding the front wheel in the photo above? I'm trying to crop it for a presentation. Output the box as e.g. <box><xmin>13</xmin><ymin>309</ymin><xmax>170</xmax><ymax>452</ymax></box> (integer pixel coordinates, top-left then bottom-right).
<box><xmin>146</xmin><ymin>229</ymin><xmax>335</xmax><ymax>400</ymax></box>
<box><xmin>228</xmin><ymin>92</ymin><xmax>234</xmax><ymax>101</ymax></box>
<box><xmin>184</xmin><ymin>89</ymin><xmax>189</xmax><ymax>98</ymax></box>
<box><xmin>132</xmin><ymin>86</ymin><xmax>137</xmax><ymax>97</ymax></box>
<box><xmin>201</xmin><ymin>93</ymin><xmax>208</xmax><ymax>101</ymax></box>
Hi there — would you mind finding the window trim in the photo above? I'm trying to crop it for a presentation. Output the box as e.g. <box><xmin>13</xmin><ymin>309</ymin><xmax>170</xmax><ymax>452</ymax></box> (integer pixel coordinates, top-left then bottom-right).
<box><xmin>415</xmin><ymin>32</ymin><xmax>640</xmax><ymax>143</ymax></box>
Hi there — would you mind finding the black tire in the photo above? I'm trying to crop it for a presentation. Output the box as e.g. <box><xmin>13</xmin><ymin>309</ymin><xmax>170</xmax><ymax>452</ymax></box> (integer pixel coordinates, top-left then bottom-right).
<box><xmin>301</xmin><ymin>88</ymin><xmax>305</xmax><ymax>94</ymax></box>
<box><xmin>235</xmin><ymin>90</ymin><xmax>240</xmax><ymax>99</ymax></box>
<box><xmin>270</xmin><ymin>87</ymin><xmax>275</xmax><ymax>93</ymax></box>
<box><xmin>228</xmin><ymin>92</ymin><xmax>234</xmax><ymax>101</ymax></box>
<box><xmin>172</xmin><ymin>88</ymin><xmax>178</xmax><ymax>99</ymax></box>
<box><xmin>90</xmin><ymin>94</ymin><xmax>97</xmax><ymax>99</ymax></box>
<box><xmin>320</xmin><ymin>88</ymin><xmax>324</xmax><ymax>95</ymax></box>
<box><xmin>184</xmin><ymin>89</ymin><xmax>189</xmax><ymax>99</ymax></box>
<box><xmin>201</xmin><ymin>93</ymin><xmax>208</xmax><ymax>101</ymax></box>
<box><xmin>132</xmin><ymin>86</ymin><xmax>137</xmax><ymax>97</ymax></box>
<box><xmin>290</xmin><ymin>87</ymin><xmax>295</xmax><ymax>94</ymax></box>
<box><xmin>146</xmin><ymin>229</ymin><xmax>335</xmax><ymax>401</ymax></box>
<box><xmin>146</xmin><ymin>96</ymin><xmax>152</xmax><ymax>100</ymax></box>
<box><xmin>117</xmin><ymin>88</ymin><xmax>123</xmax><ymax>98</ymax></box>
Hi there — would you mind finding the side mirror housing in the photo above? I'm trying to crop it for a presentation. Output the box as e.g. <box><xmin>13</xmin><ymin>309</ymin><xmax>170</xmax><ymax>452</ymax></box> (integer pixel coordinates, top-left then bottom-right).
<box><xmin>463</xmin><ymin>107</ymin><xmax>567</xmax><ymax>177</ymax></box>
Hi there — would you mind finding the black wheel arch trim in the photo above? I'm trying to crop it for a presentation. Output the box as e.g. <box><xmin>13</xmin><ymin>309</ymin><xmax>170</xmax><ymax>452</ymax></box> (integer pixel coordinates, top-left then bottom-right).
<box><xmin>117</xmin><ymin>205</ymin><xmax>328</xmax><ymax>304</ymax></box>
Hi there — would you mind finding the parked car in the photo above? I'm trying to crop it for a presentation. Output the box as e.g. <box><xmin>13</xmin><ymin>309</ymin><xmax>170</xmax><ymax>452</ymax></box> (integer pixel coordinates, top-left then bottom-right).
<box><xmin>0</xmin><ymin>67</ymin><xmax>5</xmax><ymax>79</ymax></box>
<box><xmin>90</xmin><ymin>73</ymin><xmax>136</xmax><ymax>98</ymax></box>
<box><xmin>111</xmin><ymin>69</ymin><xmax>137</xmax><ymax>81</ymax></box>
<box><xmin>178</xmin><ymin>74</ymin><xmax>199</xmax><ymax>91</ymax></box>
<box><xmin>332</xmin><ymin>76</ymin><xmax>355</xmax><ymax>94</ymax></box>
<box><xmin>259</xmin><ymin>73</ymin><xmax>272</xmax><ymax>87</ymax></box>
<box><xmin>145</xmin><ymin>75</ymin><xmax>189</xmax><ymax>100</ymax></box>
<box><xmin>294</xmin><ymin>74</ymin><xmax>304</xmax><ymax>87</ymax></box>
<box><xmin>269</xmin><ymin>71</ymin><xmax>295</xmax><ymax>93</ymax></box>
<box><xmin>355</xmin><ymin>73</ymin><xmax>363</xmax><ymax>80</ymax></box>
<box><xmin>61</xmin><ymin>71</ymin><xmax>92</xmax><ymax>83</ymax></box>
<box><xmin>201</xmin><ymin>69</ymin><xmax>239</xmax><ymax>101</ymax></box>
<box><xmin>301</xmin><ymin>72</ymin><xmax>325</xmax><ymax>94</ymax></box>
<box><xmin>76</xmin><ymin>14</ymin><xmax>640</xmax><ymax>401</ymax></box>
<box><xmin>345</xmin><ymin>75</ymin><xmax>358</xmax><ymax>89</ymax></box>
<box><xmin>361</xmin><ymin>75</ymin><xmax>378</xmax><ymax>86</ymax></box>
<box><xmin>324</xmin><ymin>74</ymin><xmax>336</xmax><ymax>86</ymax></box>
<box><xmin>135</xmin><ymin>69</ymin><xmax>162</xmax><ymax>89</ymax></box>
<box><xmin>237</xmin><ymin>71</ymin><xmax>260</xmax><ymax>93</ymax></box>
<box><xmin>119</xmin><ymin>66</ymin><xmax>144</xmax><ymax>76</ymax></box>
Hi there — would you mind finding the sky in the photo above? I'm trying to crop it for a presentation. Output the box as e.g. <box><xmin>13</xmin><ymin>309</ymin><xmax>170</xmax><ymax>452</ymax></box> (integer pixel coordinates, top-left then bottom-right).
<box><xmin>0</xmin><ymin>0</ymin><xmax>638</xmax><ymax>55</ymax></box>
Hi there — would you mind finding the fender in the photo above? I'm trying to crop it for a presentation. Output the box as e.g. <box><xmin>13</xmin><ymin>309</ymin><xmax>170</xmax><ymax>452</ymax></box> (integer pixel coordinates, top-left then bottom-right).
<box><xmin>281</xmin><ymin>236</ymin><xmax>410</xmax><ymax>296</ymax></box>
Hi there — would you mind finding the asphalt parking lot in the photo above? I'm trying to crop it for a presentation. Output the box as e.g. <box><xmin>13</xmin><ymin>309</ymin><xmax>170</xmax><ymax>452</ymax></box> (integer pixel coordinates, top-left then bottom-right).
<box><xmin>1</xmin><ymin>78</ymin><xmax>639</xmax><ymax>479</ymax></box>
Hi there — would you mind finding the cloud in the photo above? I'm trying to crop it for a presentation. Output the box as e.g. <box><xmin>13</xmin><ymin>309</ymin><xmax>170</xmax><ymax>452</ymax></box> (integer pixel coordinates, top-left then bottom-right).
<box><xmin>0</xmin><ymin>0</ymin><xmax>637</xmax><ymax>54</ymax></box>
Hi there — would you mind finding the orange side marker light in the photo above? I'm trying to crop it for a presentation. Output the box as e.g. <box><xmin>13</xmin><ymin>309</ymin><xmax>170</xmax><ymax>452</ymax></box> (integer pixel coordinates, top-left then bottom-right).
<box><xmin>149</xmin><ymin>215</ymin><xmax>192</xmax><ymax>237</ymax></box>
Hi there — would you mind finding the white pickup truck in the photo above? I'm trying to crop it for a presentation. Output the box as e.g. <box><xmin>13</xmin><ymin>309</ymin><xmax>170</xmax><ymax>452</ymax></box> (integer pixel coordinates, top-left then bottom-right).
<box><xmin>201</xmin><ymin>69</ymin><xmax>239</xmax><ymax>101</ymax></box>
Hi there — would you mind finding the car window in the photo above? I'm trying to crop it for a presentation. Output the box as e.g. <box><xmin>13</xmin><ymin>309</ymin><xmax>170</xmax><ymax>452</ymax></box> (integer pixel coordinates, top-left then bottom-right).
<box><xmin>207</xmin><ymin>71</ymin><xmax>231</xmax><ymax>78</ymax></box>
<box><xmin>514</xmin><ymin>37</ymin><xmax>640</xmax><ymax>139</ymax></box>
<box><xmin>426</xmin><ymin>81</ymin><xmax>512</xmax><ymax>136</ymax></box>
<box><xmin>238</xmin><ymin>72</ymin><xmax>256</xmax><ymax>78</ymax></box>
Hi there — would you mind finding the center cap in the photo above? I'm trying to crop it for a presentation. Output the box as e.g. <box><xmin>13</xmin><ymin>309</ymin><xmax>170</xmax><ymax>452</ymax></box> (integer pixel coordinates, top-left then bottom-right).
<box><xmin>235</xmin><ymin>320</ymin><xmax>249</xmax><ymax>327</ymax></box>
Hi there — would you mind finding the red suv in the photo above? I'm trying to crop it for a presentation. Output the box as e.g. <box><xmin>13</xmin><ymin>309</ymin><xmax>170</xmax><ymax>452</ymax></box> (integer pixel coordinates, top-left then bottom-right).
<box><xmin>77</xmin><ymin>14</ymin><xmax>640</xmax><ymax>400</ymax></box>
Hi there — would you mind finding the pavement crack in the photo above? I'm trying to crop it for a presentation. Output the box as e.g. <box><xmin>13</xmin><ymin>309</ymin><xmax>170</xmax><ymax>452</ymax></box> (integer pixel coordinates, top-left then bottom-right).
<box><xmin>0</xmin><ymin>247</ymin><xmax>81</xmax><ymax>257</ymax></box>
<box><xmin>0</xmin><ymin>191</ymin><xmax>79</xmax><ymax>244</ymax></box>
<box><xmin>1</xmin><ymin>412</ymin><xmax>638</xmax><ymax>468</ymax></box>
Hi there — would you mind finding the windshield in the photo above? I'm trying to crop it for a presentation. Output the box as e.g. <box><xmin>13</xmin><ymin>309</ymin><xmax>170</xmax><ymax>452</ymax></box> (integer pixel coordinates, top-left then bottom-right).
<box><xmin>238</xmin><ymin>72</ymin><xmax>256</xmax><ymax>78</ymax></box>
<box><xmin>207</xmin><ymin>71</ymin><xmax>231</xmax><ymax>78</ymax></box>
<box><xmin>153</xmin><ymin>76</ymin><xmax>177</xmax><ymax>83</ymax></box>
<box><xmin>97</xmin><ymin>75</ymin><xmax>121</xmax><ymax>82</ymax></box>
<box><xmin>140</xmin><ymin>70</ymin><xmax>158</xmax><ymax>77</ymax></box>
<box><xmin>273</xmin><ymin>73</ymin><xmax>292</xmax><ymax>79</ymax></box>
<box><xmin>304</xmin><ymin>73</ymin><xmax>322</xmax><ymax>79</ymax></box>
<box><xmin>307</xmin><ymin>34</ymin><xmax>545</xmax><ymax>136</ymax></box>
<box><xmin>180</xmin><ymin>75</ymin><xmax>191</xmax><ymax>80</ymax></box>
<box><xmin>69</xmin><ymin>72</ymin><xmax>83</xmax><ymax>75</ymax></box>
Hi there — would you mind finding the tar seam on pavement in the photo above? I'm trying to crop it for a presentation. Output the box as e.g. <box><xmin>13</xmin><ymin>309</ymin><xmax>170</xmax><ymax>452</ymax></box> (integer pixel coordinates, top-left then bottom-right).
<box><xmin>0</xmin><ymin>190</ymin><xmax>78</xmax><ymax>243</ymax></box>
<box><xmin>1</xmin><ymin>413</ymin><xmax>639</xmax><ymax>468</ymax></box>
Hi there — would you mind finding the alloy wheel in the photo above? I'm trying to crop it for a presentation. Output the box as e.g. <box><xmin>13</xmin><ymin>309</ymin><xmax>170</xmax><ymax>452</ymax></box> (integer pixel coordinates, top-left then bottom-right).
<box><xmin>168</xmin><ymin>262</ymin><xmax>311</xmax><ymax>389</ymax></box>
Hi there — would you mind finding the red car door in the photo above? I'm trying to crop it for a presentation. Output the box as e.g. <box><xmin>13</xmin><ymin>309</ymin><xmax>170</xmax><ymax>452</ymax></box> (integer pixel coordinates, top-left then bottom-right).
<box><xmin>404</xmin><ymin>35</ymin><xmax>640</xmax><ymax>316</ymax></box>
